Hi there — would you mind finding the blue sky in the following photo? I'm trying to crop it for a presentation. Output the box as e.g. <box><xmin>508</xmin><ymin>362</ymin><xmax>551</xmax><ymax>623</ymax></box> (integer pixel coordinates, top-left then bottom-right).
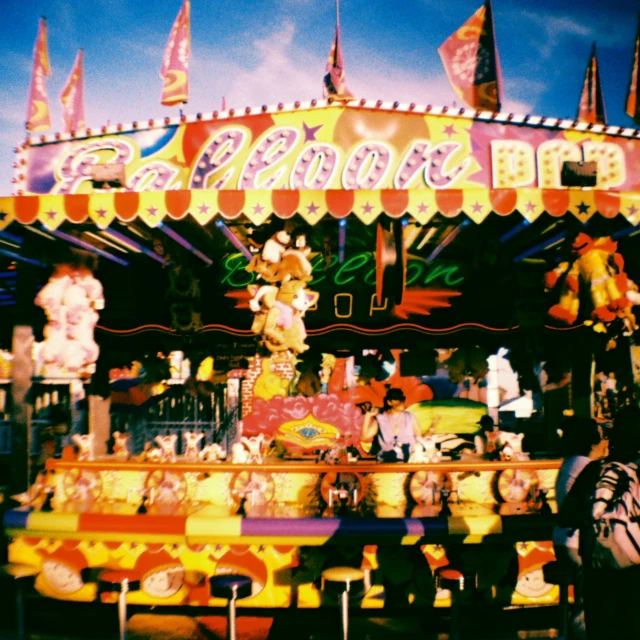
<box><xmin>0</xmin><ymin>0</ymin><xmax>638</xmax><ymax>195</ymax></box>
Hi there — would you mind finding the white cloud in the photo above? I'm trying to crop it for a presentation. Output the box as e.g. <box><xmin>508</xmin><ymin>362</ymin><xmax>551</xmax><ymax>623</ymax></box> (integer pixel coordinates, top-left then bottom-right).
<box><xmin>519</xmin><ymin>11</ymin><xmax>593</xmax><ymax>60</ymax></box>
<box><xmin>192</xmin><ymin>20</ymin><xmax>461</xmax><ymax>110</ymax></box>
<box><xmin>501</xmin><ymin>98</ymin><xmax>534</xmax><ymax>116</ymax></box>
<box><xmin>222</xmin><ymin>21</ymin><xmax>321</xmax><ymax>106</ymax></box>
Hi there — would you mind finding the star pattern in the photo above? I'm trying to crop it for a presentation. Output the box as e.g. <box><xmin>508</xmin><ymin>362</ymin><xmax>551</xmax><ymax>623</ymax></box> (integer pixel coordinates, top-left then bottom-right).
<box><xmin>362</xmin><ymin>202</ymin><xmax>374</xmax><ymax>214</ymax></box>
<box><xmin>577</xmin><ymin>202</ymin><xmax>590</xmax><ymax>214</ymax></box>
<box><xmin>307</xmin><ymin>202</ymin><xmax>319</xmax><ymax>214</ymax></box>
<box><xmin>471</xmin><ymin>202</ymin><xmax>483</xmax><ymax>213</ymax></box>
<box><xmin>443</xmin><ymin>124</ymin><xmax>456</xmax><ymax>138</ymax></box>
<box><xmin>198</xmin><ymin>203</ymin><xmax>210</xmax><ymax>214</ymax></box>
<box><xmin>302</xmin><ymin>122</ymin><xmax>323</xmax><ymax>142</ymax></box>
<box><xmin>146</xmin><ymin>206</ymin><xmax>158</xmax><ymax>217</ymax></box>
<box><xmin>524</xmin><ymin>202</ymin><xmax>536</xmax><ymax>212</ymax></box>
<box><xmin>95</xmin><ymin>208</ymin><xmax>107</xmax><ymax>218</ymax></box>
<box><xmin>253</xmin><ymin>203</ymin><xmax>265</xmax><ymax>214</ymax></box>
<box><xmin>417</xmin><ymin>202</ymin><xmax>429</xmax><ymax>213</ymax></box>
<box><xmin>628</xmin><ymin>204</ymin><xmax>639</xmax><ymax>216</ymax></box>
<box><xmin>46</xmin><ymin>210</ymin><xmax>57</xmax><ymax>220</ymax></box>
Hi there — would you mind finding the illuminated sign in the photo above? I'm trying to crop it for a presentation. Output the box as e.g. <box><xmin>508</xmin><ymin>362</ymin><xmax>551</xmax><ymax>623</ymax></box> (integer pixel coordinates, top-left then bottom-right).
<box><xmin>23</xmin><ymin>107</ymin><xmax>639</xmax><ymax>196</ymax></box>
<box><xmin>221</xmin><ymin>252</ymin><xmax>464</xmax><ymax>289</ymax></box>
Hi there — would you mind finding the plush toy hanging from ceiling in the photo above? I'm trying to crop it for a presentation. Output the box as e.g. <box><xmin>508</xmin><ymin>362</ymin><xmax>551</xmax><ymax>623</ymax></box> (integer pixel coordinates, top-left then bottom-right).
<box><xmin>545</xmin><ymin>233</ymin><xmax>640</xmax><ymax>334</ymax></box>
<box><xmin>248</xmin><ymin>280</ymin><xmax>319</xmax><ymax>355</ymax></box>
<box><xmin>35</xmin><ymin>257</ymin><xmax>104</xmax><ymax>377</ymax></box>
<box><xmin>246</xmin><ymin>229</ymin><xmax>313</xmax><ymax>284</ymax></box>
<box><xmin>245</xmin><ymin>226</ymin><xmax>319</xmax><ymax>356</ymax></box>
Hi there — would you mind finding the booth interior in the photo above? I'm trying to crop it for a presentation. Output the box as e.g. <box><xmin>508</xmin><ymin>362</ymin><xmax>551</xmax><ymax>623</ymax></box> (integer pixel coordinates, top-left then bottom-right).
<box><xmin>1</xmin><ymin>207</ymin><xmax>637</xmax><ymax>451</ymax></box>
<box><xmin>1</xmin><ymin>204</ymin><xmax>638</xmax><ymax>611</ymax></box>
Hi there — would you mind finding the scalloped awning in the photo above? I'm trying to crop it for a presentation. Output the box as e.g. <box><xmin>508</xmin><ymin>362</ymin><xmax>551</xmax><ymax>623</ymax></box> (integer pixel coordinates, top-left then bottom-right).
<box><xmin>0</xmin><ymin>188</ymin><xmax>639</xmax><ymax>231</ymax></box>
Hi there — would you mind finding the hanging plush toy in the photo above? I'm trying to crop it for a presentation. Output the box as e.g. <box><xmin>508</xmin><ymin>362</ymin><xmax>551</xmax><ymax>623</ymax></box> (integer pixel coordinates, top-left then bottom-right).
<box><xmin>246</xmin><ymin>230</ymin><xmax>291</xmax><ymax>282</ymax></box>
<box><xmin>35</xmin><ymin>263</ymin><xmax>104</xmax><ymax>377</ymax></box>
<box><xmin>248</xmin><ymin>280</ymin><xmax>319</xmax><ymax>355</ymax></box>
<box><xmin>545</xmin><ymin>233</ymin><xmax>639</xmax><ymax>334</ymax></box>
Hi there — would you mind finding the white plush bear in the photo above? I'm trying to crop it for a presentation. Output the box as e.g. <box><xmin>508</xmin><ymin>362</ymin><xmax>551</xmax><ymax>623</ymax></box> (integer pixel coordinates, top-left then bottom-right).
<box><xmin>200</xmin><ymin>443</ymin><xmax>227</xmax><ymax>463</ymax></box>
<box><xmin>145</xmin><ymin>447</ymin><xmax>163</xmax><ymax>463</ymax></box>
<box><xmin>35</xmin><ymin>274</ymin><xmax>72</xmax><ymax>322</ymax></box>
<box><xmin>76</xmin><ymin>273</ymin><xmax>105</xmax><ymax>310</ymax></box>
<box><xmin>241</xmin><ymin>434</ymin><xmax>268</xmax><ymax>464</ymax></box>
<box><xmin>262</xmin><ymin>230</ymin><xmax>291</xmax><ymax>264</ymax></box>
<box><xmin>41</xmin><ymin>325</ymin><xmax>67</xmax><ymax>366</ymax></box>
<box><xmin>231</xmin><ymin>441</ymin><xmax>249</xmax><ymax>464</ymax></box>
<box><xmin>498</xmin><ymin>432</ymin><xmax>526</xmax><ymax>461</ymax></box>
<box><xmin>415</xmin><ymin>435</ymin><xmax>443</xmax><ymax>463</ymax></box>
<box><xmin>408</xmin><ymin>441</ymin><xmax>427</xmax><ymax>463</ymax></box>
<box><xmin>113</xmin><ymin>431</ymin><xmax>130</xmax><ymax>459</ymax></box>
<box><xmin>183</xmin><ymin>431</ymin><xmax>204</xmax><ymax>459</ymax></box>
<box><xmin>72</xmin><ymin>434</ymin><xmax>94</xmax><ymax>461</ymax></box>
<box><xmin>154</xmin><ymin>434</ymin><xmax>178</xmax><ymax>463</ymax></box>
<box><xmin>62</xmin><ymin>283</ymin><xmax>90</xmax><ymax>326</ymax></box>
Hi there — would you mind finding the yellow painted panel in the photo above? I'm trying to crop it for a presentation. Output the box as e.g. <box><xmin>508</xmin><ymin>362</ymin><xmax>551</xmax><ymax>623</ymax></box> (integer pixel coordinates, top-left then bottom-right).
<box><xmin>29</xmin><ymin>512</ymin><xmax>80</xmax><ymax>533</ymax></box>
<box><xmin>448</xmin><ymin>515</ymin><xmax>502</xmax><ymax>536</ymax></box>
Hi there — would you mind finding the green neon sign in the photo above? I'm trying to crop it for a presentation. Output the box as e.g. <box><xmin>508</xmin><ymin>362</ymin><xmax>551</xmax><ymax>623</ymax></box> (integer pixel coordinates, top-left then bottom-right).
<box><xmin>220</xmin><ymin>252</ymin><xmax>464</xmax><ymax>290</ymax></box>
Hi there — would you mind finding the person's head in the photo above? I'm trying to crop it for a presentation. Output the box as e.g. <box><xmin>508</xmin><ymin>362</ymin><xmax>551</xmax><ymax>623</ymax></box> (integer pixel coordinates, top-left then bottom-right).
<box><xmin>477</xmin><ymin>415</ymin><xmax>495</xmax><ymax>434</ymax></box>
<box><xmin>559</xmin><ymin>416</ymin><xmax>606</xmax><ymax>459</ymax></box>
<box><xmin>384</xmin><ymin>388</ymin><xmax>406</xmax><ymax>411</ymax></box>
<box><xmin>611</xmin><ymin>406</ymin><xmax>640</xmax><ymax>458</ymax></box>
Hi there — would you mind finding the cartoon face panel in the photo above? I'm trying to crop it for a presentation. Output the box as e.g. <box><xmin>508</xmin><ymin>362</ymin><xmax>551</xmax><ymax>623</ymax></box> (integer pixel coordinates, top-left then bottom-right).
<box><xmin>515</xmin><ymin>568</ymin><xmax>554</xmax><ymax>598</ymax></box>
<box><xmin>41</xmin><ymin>560</ymin><xmax>84</xmax><ymax>595</ymax></box>
<box><xmin>142</xmin><ymin>566</ymin><xmax>185</xmax><ymax>599</ymax></box>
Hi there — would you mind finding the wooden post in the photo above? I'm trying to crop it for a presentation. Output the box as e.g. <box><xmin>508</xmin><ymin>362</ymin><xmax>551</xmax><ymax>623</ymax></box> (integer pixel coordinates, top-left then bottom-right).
<box><xmin>10</xmin><ymin>326</ymin><xmax>34</xmax><ymax>495</ymax></box>
<box><xmin>89</xmin><ymin>395</ymin><xmax>111</xmax><ymax>456</ymax></box>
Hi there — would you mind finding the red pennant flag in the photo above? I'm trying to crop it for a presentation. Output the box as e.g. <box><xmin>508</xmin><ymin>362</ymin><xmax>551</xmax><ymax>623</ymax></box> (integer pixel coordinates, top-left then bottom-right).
<box><xmin>627</xmin><ymin>17</ymin><xmax>640</xmax><ymax>124</ymax></box>
<box><xmin>438</xmin><ymin>1</ymin><xmax>502</xmax><ymax>111</ymax></box>
<box><xmin>26</xmin><ymin>17</ymin><xmax>52</xmax><ymax>132</ymax></box>
<box><xmin>577</xmin><ymin>43</ymin><xmax>607</xmax><ymax>125</ymax></box>
<box><xmin>160</xmin><ymin>0</ymin><xmax>191</xmax><ymax>106</ymax></box>
<box><xmin>323</xmin><ymin>0</ymin><xmax>354</xmax><ymax>99</ymax></box>
<box><xmin>60</xmin><ymin>50</ymin><xmax>86</xmax><ymax>133</ymax></box>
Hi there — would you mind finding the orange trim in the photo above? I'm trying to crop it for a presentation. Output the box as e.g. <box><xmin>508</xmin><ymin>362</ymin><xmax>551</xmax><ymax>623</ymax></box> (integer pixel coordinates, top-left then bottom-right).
<box><xmin>79</xmin><ymin>513</ymin><xmax>186</xmax><ymax>534</ymax></box>
<box><xmin>96</xmin><ymin>322</ymin><xmax>585</xmax><ymax>336</ymax></box>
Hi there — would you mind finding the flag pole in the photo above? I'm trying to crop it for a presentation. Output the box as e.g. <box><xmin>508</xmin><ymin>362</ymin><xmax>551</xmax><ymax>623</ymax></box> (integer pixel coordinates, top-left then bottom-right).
<box><xmin>486</xmin><ymin>0</ymin><xmax>501</xmax><ymax>111</ymax></box>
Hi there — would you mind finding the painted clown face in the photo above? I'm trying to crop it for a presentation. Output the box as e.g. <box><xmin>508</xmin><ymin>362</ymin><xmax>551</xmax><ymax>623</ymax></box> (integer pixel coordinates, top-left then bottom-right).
<box><xmin>41</xmin><ymin>560</ymin><xmax>84</xmax><ymax>595</ymax></box>
<box><xmin>515</xmin><ymin>568</ymin><xmax>553</xmax><ymax>598</ymax></box>
<box><xmin>142</xmin><ymin>566</ymin><xmax>185</xmax><ymax>598</ymax></box>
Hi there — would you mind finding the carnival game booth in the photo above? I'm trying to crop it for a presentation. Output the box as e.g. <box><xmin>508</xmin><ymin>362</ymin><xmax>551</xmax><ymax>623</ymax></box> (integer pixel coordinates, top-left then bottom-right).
<box><xmin>2</xmin><ymin>99</ymin><xmax>640</xmax><ymax>611</ymax></box>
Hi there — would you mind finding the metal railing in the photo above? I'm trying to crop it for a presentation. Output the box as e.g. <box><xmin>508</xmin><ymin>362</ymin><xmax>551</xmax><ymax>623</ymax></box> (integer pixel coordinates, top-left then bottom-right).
<box><xmin>111</xmin><ymin>384</ymin><xmax>240</xmax><ymax>454</ymax></box>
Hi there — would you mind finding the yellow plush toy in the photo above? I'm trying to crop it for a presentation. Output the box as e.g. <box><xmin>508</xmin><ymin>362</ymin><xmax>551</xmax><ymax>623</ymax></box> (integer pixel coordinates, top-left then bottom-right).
<box><xmin>545</xmin><ymin>233</ymin><xmax>637</xmax><ymax>332</ymax></box>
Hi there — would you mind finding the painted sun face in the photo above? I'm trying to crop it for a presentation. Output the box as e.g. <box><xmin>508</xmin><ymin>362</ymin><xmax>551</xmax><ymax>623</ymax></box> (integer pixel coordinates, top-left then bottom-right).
<box><xmin>42</xmin><ymin>560</ymin><xmax>84</xmax><ymax>594</ymax></box>
<box><xmin>142</xmin><ymin>566</ymin><xmax>185</xmax><ymax>598</ymax></box>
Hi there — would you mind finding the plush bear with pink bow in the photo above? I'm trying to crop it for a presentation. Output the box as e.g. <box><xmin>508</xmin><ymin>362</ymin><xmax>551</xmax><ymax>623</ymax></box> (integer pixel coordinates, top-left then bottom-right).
<box><xmin>248</xmin><ymin>280</ymin><xmax>319</xmax><ymax>355</ymax></box>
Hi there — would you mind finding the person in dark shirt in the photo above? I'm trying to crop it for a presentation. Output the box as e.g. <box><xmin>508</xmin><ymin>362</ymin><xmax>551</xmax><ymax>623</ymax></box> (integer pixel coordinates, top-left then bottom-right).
<box><xmin>559</xmin><ymin>406</ymin><xmax>640</xmax><ymax>640</ymax></box>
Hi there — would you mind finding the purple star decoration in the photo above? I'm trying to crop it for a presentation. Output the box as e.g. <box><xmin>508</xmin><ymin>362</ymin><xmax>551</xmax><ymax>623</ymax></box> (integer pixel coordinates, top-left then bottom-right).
<box><xmin>302</xmin><ymin>122</ymin><xmax>323</xmax><ymax>142</ymax></box>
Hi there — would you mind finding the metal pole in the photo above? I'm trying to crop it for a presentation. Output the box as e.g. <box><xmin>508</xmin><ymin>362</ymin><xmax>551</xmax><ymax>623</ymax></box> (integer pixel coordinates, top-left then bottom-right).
<box><xmin>228</xmin><ymin>596</ymin><xmax>237</xmax><ymax>640</ymax></box>
<box><xmin>118</xmin><ymin>580</ymin><xmax>129</xmax><ymax>640</ymax></box>
<box><xmin>340</xmin><ymin>589</ymin><xmax>349</xmax><ymax>640</ymax></box>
